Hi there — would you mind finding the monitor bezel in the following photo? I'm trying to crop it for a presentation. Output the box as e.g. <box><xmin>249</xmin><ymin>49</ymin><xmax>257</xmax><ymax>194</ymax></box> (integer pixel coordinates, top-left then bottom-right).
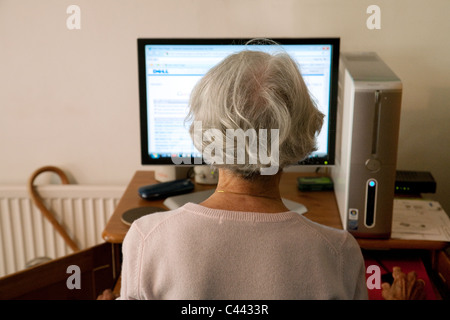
<box><xmin>138</xmin><ymin>38</ymin><xmax>339</xmax><ymax>166</ymax></box>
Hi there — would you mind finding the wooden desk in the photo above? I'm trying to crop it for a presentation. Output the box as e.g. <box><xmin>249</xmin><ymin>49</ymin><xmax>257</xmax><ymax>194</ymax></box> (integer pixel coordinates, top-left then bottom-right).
<box><xmin>102</xmin><ymin>170</ymin><xmax>448</xmax><ymax>251</ymax></box>
<box><xmin>102</xmin><ymin>170</ymin><xmax>218</xmax><ymax>243</ymax></box>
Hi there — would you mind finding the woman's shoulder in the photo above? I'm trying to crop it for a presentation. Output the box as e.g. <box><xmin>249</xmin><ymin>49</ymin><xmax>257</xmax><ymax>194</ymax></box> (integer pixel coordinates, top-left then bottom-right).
<box><xmin>130</xmin><ymin>206</ymin><xmax>186</xmax><ymax>234</ymax></box>
<box><xmin>296</xmin><ymin>214</ymin><xmax>360</xmax><ymax>254</ymax></box>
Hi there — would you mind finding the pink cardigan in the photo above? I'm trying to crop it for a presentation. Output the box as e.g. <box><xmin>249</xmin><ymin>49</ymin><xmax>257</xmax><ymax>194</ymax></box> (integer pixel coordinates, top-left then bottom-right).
<box><xmin>118</xmin><ymin>203</ymin><xmax>368</xmax><ymax>300</ymax></box>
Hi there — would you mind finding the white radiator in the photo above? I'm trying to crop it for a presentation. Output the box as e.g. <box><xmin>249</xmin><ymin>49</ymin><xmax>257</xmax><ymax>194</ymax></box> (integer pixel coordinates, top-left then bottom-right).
<box><xmin>0</xmin><ymin>185</ymin><xmax>124</xmax><ymax>278</ymax></box>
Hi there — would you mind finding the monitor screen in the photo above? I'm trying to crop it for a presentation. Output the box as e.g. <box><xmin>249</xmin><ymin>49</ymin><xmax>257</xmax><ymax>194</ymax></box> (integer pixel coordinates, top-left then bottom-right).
<box><xmin>138</xmin><ymin>38</ymin><xmax>339</xmax><ymax>166</ymax></box>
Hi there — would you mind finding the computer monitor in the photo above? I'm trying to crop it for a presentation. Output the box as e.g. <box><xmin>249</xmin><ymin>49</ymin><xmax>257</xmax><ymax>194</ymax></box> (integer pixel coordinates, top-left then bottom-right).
<box><xmin>138</xmin><ymin>38</ymin><xmax>339</xmax><ymax>174</ymax></box>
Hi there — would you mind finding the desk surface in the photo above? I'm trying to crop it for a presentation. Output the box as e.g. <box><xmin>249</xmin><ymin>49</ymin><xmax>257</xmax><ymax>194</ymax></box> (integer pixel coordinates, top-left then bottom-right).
<box><xmin>102</xmin><ymin>170</ymin><xmax>447</xmax><ymax>250</ymax></box>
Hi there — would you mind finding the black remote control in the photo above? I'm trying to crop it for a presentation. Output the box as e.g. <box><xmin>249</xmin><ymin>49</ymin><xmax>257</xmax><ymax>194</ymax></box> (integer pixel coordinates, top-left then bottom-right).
<box><xmin>138</xmin><ymin>179</ymin><xmax>195</xmax><ymax>200</ymax></box>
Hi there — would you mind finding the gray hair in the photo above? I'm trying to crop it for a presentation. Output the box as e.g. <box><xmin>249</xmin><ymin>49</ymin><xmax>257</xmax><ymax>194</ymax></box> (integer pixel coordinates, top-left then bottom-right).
<box><xmin>187</xmin><ymin>42</ymin><xmax>324</xmax><ymax>178</ymax></box>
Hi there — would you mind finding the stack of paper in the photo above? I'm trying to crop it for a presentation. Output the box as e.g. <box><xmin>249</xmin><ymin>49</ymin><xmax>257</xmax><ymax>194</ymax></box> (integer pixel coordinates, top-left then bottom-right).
<box><xmin>391</xmin><ymin>199</ymin><xmax>450</xmax><ymax>241</ymax></box>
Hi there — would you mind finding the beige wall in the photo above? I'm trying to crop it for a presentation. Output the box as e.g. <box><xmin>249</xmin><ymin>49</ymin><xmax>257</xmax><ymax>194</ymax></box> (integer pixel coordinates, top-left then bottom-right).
<box><xmin>1</xmin><ymin>0</ymin><xmax>449</xmax><ymax>212</ymax></box>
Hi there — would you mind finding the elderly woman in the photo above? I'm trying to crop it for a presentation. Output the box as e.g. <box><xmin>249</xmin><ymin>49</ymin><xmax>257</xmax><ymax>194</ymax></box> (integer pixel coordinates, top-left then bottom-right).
<box><xmin>117</xmin><ymin>45</ymin><xmax>368</xmax><ymax>300</ymax></box>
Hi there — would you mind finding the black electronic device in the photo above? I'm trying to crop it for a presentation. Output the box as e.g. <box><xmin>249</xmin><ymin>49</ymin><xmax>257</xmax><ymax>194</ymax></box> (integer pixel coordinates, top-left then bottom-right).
<box><xmin>297</xmin><ymin>176</ymin><xmax>334</xmax><ymax>191</ymax></box>
<box><xmin>138</xmin><ymin>179</ymin><xmax>195</xmax><ymax>200</ymax></box>
<box><xmin>395</xmin><ymin>170</ymin><xmax>436</xmax><ymax>194</ymax></box>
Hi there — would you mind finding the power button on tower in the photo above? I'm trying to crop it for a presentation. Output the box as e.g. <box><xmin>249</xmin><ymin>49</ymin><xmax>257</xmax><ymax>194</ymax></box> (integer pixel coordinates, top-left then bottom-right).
<box><xmin>365</xmin><ymin>159</ymin><xmax>381</xmax><ymax>172</ymax></box>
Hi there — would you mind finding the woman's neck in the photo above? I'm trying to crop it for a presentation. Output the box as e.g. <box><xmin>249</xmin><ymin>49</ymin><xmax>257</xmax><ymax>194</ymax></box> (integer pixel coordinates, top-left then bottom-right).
<box><xmin>199</xmin><ymin>169</ymin><xmax>289</xmax><ymax>213</ymax></box>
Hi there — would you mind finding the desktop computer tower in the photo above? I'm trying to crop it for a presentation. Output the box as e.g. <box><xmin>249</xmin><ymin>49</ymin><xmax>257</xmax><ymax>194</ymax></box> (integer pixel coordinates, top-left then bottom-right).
<box><xmin>331</xmin><ymin>52</ymin><xmax>402</xmax><ymax>238</ymax></box>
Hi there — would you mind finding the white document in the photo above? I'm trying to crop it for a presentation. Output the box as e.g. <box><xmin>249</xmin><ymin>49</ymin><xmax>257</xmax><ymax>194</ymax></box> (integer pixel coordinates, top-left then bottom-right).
<box><xmin>391</xmin><ymin>199</ymin><xmax>450</xmax><ymax>241</ymax></box>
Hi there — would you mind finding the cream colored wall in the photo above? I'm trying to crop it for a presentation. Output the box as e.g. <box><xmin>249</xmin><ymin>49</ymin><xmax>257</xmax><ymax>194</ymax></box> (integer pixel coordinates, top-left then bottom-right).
<box><xmin>1</xmin><ymin>0</ymin><xmax>449</xmax><ymax>211</ymax></box>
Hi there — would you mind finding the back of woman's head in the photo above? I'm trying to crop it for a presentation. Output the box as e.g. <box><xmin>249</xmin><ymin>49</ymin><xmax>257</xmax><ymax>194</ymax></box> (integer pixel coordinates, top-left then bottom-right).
<box><xmin>187</xmin><ymin>45</ymin><xmax>324</xmax><ymax>178</ymax></box>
